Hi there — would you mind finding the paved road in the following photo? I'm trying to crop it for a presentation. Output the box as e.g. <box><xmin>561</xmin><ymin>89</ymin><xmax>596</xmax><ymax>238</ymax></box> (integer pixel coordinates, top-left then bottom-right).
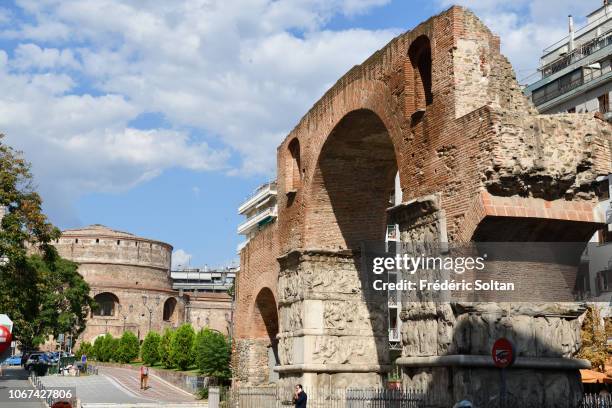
<box><xmin>96</xmin><ymin>366</ymin><xmax>199</xmax><ymax>404</ymax></box>
<box><xmin>0</xmin><ymin>366</ymin><xmax>45</xmax><ymax>407</ymax></box>
<box><xmin>39</xmin><ymin>366</ymin><xmax>204</xmax><ymax>407</ymax></box>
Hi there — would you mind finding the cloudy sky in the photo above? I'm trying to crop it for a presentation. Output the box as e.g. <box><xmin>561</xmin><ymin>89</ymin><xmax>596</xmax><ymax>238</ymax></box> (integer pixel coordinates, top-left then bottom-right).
<box><xmin>0</xmin><ymin>0</ymin><xmax>600</xmax><ymax>267</ymax></box>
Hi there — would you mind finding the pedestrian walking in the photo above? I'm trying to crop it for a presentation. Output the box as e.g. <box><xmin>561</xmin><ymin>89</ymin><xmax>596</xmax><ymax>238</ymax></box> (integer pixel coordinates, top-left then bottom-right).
<box><xmin>140</xmin><ymin>365</ymin><xmax>149</xmax><ymax>390</ymax></box>
<box><xmin>293</xmin><ymin>384</ymin><xmax>307</xmax><ymax>407</ymax></box>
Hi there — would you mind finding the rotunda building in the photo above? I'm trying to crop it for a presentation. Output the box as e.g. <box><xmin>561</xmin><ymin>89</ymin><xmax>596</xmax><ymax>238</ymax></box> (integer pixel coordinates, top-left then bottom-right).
<box><xmin>53</xmin><ymin>225</ymin><xmax>184</xmax><ymax>343</ymax></box>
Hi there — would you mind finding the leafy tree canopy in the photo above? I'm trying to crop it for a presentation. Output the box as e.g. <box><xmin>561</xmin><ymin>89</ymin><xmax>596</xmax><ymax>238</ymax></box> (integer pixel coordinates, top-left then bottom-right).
<box><xmin>195</xmin><ymin>328</ymin><xmax>231</xmax><ymax>380</ymax></box>
<box><xmin>141</xmin><ymin>331</ymin><xmax>161</xmax><ymax>366</ymax></box>
<box><xmin>0</xmin><ymin>136</ymin><xmax>92</xmax><ymax>349</ymax></box>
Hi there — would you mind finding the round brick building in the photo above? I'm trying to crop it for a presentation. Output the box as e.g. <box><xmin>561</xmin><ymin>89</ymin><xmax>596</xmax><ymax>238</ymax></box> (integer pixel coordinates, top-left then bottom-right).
<box><xmin>54</xmin><ymin>225</ymin><xmax>184</xmax><ymax>343</ymax></box>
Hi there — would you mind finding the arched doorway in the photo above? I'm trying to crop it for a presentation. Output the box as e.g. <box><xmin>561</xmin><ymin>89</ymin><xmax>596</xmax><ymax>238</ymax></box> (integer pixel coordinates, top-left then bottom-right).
<box><xmin>253</xmin><ymin>288</ymin><xmax>279</xmax><ymax>384</ymax></box>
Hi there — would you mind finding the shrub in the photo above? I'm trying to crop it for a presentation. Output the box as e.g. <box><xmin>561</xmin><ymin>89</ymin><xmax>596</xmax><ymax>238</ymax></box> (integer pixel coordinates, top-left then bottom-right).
<box><xmin>92</xmin><ymin>333</ymin><xmax>115</xmax><ymax>362</ymax></box>
<box><xmin>116</xmin><ymin>331</ymin><xmax>140</xmax><ymax>363</ymax></box>
<box><xmin>75</xmin><ymin>341</ymin><xmax>92</xmax><ymax>360</ymax></box>
<box><xmin>195</xmin><ymin>328</ymin><xmax>231</xmax><ymax>380</ymax></box>
<box><xmin>159</xmin><ymin>328</ymin><xmax>175</xmax><ymax>368</ymax></box>
<box><xmin>171</xmin><ymin>323</ymin><xmax>195</xmax><ymax>371</ymax></box>
<box><xmin>141</xmin><ymin>331</ymin><xmax>162</xmax><ymax>366</ymax></box>
<box><xmin>578</xmin><ymin>306</ymin><xmax>607</xmax><ymax>371</ymax></box>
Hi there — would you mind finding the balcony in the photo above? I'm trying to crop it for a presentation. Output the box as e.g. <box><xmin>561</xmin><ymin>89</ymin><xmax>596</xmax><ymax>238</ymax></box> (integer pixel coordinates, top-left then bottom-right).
<box><xmin>540</xmin><ymin>29</ymin><xmax>612</xmax><ymax>78</ymax></box>
<box><xmin>237</xmin><ymin>206</ymin><xmax>277</xmax><ymax>235</ymax></box>
<box><xmin>238</xmin><ymin>181</ymin><xmax>277</xmax><ymax>215</ymax></box>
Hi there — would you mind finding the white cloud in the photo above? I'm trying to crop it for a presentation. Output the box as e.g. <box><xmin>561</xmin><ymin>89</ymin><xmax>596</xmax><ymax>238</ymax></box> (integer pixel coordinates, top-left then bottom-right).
<box><xmin>0</xmin><ymin>0</ymin><xmax>397</xmax><ymax>226</ymax></box>
<box><xmin>437</xmin><ymin>0</ymin><xmax>600</xmax><ymax>83</ymax></box>
<box><xmin>172</xmin><ymin>249</ymin><xmax>192</xmax><ymax>269</ymax></box>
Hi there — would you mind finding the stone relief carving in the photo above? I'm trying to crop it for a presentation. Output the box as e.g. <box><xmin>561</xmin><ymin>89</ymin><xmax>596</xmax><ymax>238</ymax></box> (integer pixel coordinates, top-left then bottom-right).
<box><xmin>278</xmin><ymin>336</ymin><xmax>294</xmax><ymax>365</ymax></box>
<box><xmin>280</xmin><ymin>302</ymin><xmax>303</xmax><ymax>332</ymax></box>
<box><xmin>323</xmin><ymin>301</ymin><xmax>387</xmax><ymax>333</ymax></box>
<box><xmin>312</xmin><ymin>336</ymin><xmax>372</xmax><ymax>364</ymax></box>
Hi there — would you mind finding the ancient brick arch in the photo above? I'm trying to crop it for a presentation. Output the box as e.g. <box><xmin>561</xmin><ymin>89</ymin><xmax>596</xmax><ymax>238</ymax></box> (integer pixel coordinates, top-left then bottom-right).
<box><xmin>235</xmin><ymin>6</ymin><xmax>612</xmax><ymax>404</ymax></box>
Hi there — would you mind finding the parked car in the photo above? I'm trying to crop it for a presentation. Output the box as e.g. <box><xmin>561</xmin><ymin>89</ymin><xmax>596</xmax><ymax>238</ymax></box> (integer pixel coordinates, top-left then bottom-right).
<box><xmin>3</xmin><ymin>354</ymin><xmax>22</xmax><ymax>365</ymax></box>
<box><xmin>24</xmin><ymin>352</ymin><xmax>50</xmax><ymax>371</ymax></box>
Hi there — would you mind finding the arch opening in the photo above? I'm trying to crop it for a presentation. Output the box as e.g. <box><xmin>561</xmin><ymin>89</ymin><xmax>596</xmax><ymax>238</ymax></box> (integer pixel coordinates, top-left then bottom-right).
<box><xmin>307</xmin><ymin>109</ymin><xmax>398</xmax><ymax>250</ymax></box>
<box><xmin>163</xmin><ymin>297</ymin><xmax>177</xmax><ymax>322</ymax></box>
<box><xmin>93</xmin><ymin>292</ymin><xmax>119</xmax><ymax>317</ymax></box>
<box><xmin>253</xmin><ymin>288</ymin><xmax>280</xmax><ymax>383</ymax></box>
<box><xmin>408</xmin><ymin>35</ymin><xmax>433</xmax><ymax>118</ymax></box>
<box><xmin>286</xmin><ymin>138</ymin><xmax>301</xmax><ymax>193</ymax></box>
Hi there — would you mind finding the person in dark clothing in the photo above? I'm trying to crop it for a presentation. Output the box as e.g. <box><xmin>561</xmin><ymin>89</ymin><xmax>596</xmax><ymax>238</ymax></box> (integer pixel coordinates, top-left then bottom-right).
<box><xmin>293</xmin><ymin>384</ymin><xmax>307</xmax><ymax>407</ymax></box>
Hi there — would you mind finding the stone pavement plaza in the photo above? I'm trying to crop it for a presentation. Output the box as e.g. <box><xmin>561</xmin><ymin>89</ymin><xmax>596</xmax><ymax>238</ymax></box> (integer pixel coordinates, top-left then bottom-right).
<box><xmin>0</xmin><ymin>366</ymin><xmax>44</xmax><ymax>407</ymax></box>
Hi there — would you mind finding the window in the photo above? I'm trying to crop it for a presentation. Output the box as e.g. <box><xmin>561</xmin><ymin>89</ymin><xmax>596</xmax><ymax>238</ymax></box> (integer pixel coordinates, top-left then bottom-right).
<box><xmin>286</xmin><ymin>138</ymin><xmax>301</xmax><ymax>193</ymax></box>
<box><xmin>408</xmin><ymin>35</ymin><xmax>433</xmax><ymax>116</ymax></box>
<box><xmin>93</xmin><ymin>292</ymin><xmax>119</xmax><ymax>317</ymax></box>
<box><xmin>567</xmin><ymin>107</ymin><xmax>576</xmax><ymax>113</ymax></box>
<box><xmin>117</xmin><ymin>240</ymin><xmax>120</xmax><ymax>245</ymax></box>
<box><xmin>95</xmin><ymin>238</ymin><xmax>99</xmax><ymax>243</ymax></box>
<box><xmin>163</xmin><ymin>297</ymin><xmax>177</xmax><ymax>321</ymax></box>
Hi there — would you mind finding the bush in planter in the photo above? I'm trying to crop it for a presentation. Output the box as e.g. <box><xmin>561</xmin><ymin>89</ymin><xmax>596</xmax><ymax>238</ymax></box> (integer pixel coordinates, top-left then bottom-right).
<box><xmin>195</xmin><ymin>328</ymin><xmax>231</xmax><ymax>380</ymax></box>
<box><xmin>141</xmin><ymin>331</ymin><xmax>161</xmax><ymax>366</ymax></box>
<box><xmin>159</xmin><ymin>328</ymin><xmax>175</xmax><ymax>368</ymax></box>
<box><xmin>171</xmin><ymin>323</ymin><xmax>195</xmax><ymax>371</ymax></box>
<box><xmin>116</xmin><ymin>331</ymin><xmax>140</xmax><ymax>363</ymax></box>
<box><xmin>92</xmin><ymin>333</ymin><xmax>116</xmax><ymax>362</ymax></box>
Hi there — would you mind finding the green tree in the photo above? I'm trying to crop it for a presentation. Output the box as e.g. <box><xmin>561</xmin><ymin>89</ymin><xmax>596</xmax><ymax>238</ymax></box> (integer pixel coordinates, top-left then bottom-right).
<box><xmin>116</xmin><ymin>331</ymin><xmax>140</xmax><ymax>363</ymax></box>
<box><xmin>75</xmin><ymin>341</ymin><xmax>93</xmax><ymax>360</ymax></box>
<box><xmin>141</xmin><ymin>331</ymin><xmax>161</xmax><ymax>366</ymax></box>
<box><xmin>195</xmin><ymin>328</ymin><xmax>231</xmax><ymax>380</ymax></box>
<box><xmin>0</xmin><ymin>136</ymin><xmax>92</xmax><ymax>349</ymax></box>
<box><xmin>159</xmin><ymin>328</ymin><xmax>175</xmax><ymax>368</ymax></box>
<box><xmin>578</xmin><ymin>306</ymin><xmax>608</xmax><ymax>372</ymax></box>
<box><xmin>171</xmin><ymin>323</ymin><xmax>195</xmax><ymax>371</ymax></box>
<box><xmin>92</xmin><ymin>333</ymin><xmax>116</xmax><ymax>362</ymax></box>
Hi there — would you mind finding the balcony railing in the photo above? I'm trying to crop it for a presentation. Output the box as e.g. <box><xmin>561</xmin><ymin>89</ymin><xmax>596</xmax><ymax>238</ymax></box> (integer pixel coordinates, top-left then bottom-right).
<box><xmin>541</xmin><ymin>28</ymin><xmax>612</xmax><ymax>78</ymax></box>
<box><xmin>238</xmin><ymin>181</ymin><xmax>277</xmax><ymax>214</ymax></box>
<box><xmin>237</xmin><ymin>206</ymin><xmax>277</xmax><ymax>235</ymax></box>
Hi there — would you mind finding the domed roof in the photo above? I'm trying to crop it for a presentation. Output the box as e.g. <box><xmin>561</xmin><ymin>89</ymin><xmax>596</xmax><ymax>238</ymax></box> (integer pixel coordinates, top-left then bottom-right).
<box><xmin>62</xmin><ymin>224</ymin><xmax>139</xmax><ymax>239</ymax></box>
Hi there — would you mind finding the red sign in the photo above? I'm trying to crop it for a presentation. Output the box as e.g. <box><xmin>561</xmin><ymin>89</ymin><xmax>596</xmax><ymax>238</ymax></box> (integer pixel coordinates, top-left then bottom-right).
<box><xmin>0</xmin><ymin>325</ymin><xmax>12</xmax><ymax>355</ymax></box>
<box><xmin>492</xmin><ymin>338</ymin><xmax>515</xmax><ymax>368</ymax></box>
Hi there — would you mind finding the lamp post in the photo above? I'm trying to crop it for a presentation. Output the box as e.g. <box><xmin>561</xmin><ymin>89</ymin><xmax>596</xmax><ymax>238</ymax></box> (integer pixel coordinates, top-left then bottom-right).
<box><xmin>142</xmin><ymin>295</ymin><xmax>160</xmax><ymax>333</ymax></box>
<box><xmin>118</xmin><ymin>304</ymin><xmax>133</xmax><ymax>333</ymax></box>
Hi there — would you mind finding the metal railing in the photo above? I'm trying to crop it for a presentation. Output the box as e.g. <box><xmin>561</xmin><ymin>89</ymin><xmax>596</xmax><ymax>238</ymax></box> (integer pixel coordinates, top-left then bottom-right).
<box><xmin>582</xmin><ymin>394</ymin><xmax>612</xmax><ymax>407</ymax></box>
<box><xmin>532</xmin><ymin>74</ymin><xmax>584</xmax><ymax>106</ymax></box>
<box><xmin>541</xmin><ymin>28</ymin><xmax>612</xmax><ymax>78</ymax></box>
<box><xmin>229</xmin><ymin>386</ymin><xmax>434</xmax><ymax>408</ymax></box>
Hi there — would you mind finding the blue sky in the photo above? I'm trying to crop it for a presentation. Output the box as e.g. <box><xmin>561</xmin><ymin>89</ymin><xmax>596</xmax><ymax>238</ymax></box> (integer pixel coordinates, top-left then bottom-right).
<box><xmin>0</xmin><ymin>0</ymin><xmax>600</xmax><ymax>267</ymax></box>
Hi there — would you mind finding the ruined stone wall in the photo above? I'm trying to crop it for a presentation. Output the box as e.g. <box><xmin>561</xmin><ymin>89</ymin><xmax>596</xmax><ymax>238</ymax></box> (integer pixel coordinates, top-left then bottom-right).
<box><xmin>233</xmin><ymin>222</ymin><xmax>280</xmax><ymax>386</ymax></box>
<box><xmin>235</xmin><ymin>5</ymin><xmax>612</xmax><ymax>405</ymax></box>
<box><xmin>188</xmin><ymin>293</ymin><xmax>232</xmax><ymax>335</ymax></box>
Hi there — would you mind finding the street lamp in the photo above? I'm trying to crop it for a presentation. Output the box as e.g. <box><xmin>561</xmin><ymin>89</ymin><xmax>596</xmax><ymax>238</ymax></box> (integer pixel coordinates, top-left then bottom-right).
<box><xmin>142</xmin><ymin>295</ymin><xmax>160</xmax><ymax>332</ymax></box>
<box><xmin>118</xmin><ymin>304</ymin><xmax>133</xmax><ymax>333</ymax></box>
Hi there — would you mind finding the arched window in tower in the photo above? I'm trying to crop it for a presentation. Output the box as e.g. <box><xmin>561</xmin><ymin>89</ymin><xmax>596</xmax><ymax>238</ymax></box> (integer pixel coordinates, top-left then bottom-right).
<box><xmin>93</xmin><ymin>292</ymin><xmax>119</xmax><ymax>317</ymax></box>
<box><xmin>286</xmin><ymin>138</ymin><xmax>301</xmax><ymax>193</ymax></box>
<box><xmin>163</xmin><ymin>297</ymin><xmax>177</xmax><ymax>322</ymax></box>
<box><xmin>408</xmin><ymin>35</ymin><xmax>433</xmax><ymax>117</ymax></box>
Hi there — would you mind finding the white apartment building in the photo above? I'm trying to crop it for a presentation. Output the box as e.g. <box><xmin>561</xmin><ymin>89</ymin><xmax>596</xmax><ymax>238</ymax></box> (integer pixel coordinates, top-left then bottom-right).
<box><xmin>237</xmin><ymin>180</ymin><xmax>278</xmax><ymax>252</ymax></box>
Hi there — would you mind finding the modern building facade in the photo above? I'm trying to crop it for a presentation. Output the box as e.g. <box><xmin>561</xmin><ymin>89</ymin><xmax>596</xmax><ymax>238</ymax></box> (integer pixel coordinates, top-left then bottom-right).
<box><xmin>237</xmin><ymin>181</ymin><xmax>277</xmax><ymax>252</ymax></box>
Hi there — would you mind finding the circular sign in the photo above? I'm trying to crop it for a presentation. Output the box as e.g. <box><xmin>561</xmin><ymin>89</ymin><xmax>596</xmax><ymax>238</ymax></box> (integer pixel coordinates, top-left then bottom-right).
<box><xmin>0</xmin><ymin>325</ymin><xmax>12</xmax><ymax>355</ymax></box>
<box><xmin>492</xmin><ymin>338</ymin><xmax>515</xmax><ymax>368</ymax></box>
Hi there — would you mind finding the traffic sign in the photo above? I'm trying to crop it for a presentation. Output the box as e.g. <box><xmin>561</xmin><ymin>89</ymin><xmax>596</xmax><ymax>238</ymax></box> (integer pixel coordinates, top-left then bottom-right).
<box><xmin>0</xmin><ymin>325</ymin><xmax>12</xmax><ymax>355</ymax></box>
<box><xmin>492</xmin><ymin>338</ymin><xmax>515</xmax><ymax>369</ymax></box>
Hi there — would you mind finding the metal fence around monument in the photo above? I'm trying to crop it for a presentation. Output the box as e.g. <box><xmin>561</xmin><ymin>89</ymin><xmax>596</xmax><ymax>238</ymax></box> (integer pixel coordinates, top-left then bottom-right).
<box><xmin>225</xmin><ymin>386</ymin><xmax>435</xmax><ymax>408</ymax></box>
<box><xmin>220</xmin><ymin>387</ymin><xmax>612</xmax><ymax>408</ymax></box>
